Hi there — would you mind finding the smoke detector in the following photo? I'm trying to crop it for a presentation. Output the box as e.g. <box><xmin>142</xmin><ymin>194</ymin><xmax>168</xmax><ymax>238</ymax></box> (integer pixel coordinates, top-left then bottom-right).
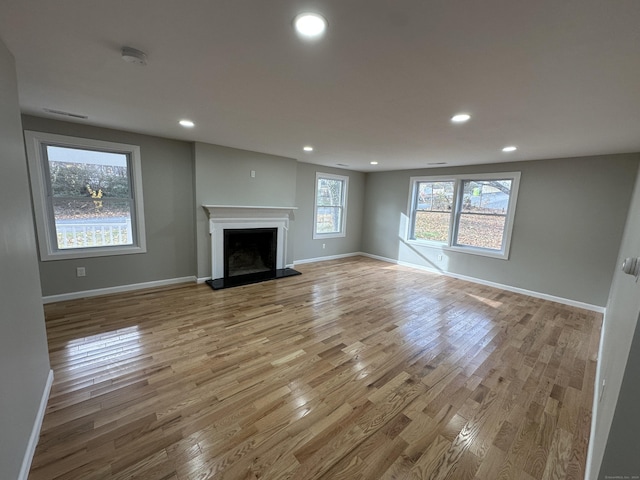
<box><xmin>121</xmin><ymin>46</ymin><xmax>147</xmax><ymax>66</ymax></box>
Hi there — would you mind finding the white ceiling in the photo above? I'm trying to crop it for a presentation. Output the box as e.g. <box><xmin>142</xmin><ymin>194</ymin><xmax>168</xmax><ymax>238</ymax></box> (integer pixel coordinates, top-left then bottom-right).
<box><xmin>1</xmin><ymin>0</ymin><xmax>639</xmax><ymax>172</ymax></box>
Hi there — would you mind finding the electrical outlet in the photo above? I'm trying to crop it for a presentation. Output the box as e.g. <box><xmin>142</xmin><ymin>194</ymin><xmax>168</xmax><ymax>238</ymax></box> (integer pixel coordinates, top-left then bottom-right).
<box><xmin>437</xmin><ymin>254</ymin><xmax>443</xmax><ymax>261</ymax></box>
<box><xmin>599</xmin><ymin>378</ymin><xmax>606</xmax><ymax>402</ymax></box>
<box><xmin>322</xmin><ymin>243</ymin><xmax>326</xmax><ymax>249</ymax></box>
<box><xmin>76</xmin><ymin>267</ymin><xmax>86</xmax><ymax>277</ymax></box>
<box><xmin>250</xmin><ymin>170</ymin><xmax>256</xmax><ymax>178</ymax></box>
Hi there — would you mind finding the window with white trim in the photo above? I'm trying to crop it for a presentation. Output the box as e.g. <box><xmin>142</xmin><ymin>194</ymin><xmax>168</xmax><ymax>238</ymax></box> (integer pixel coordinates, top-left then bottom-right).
<box><xmin>314</xmin><ymin>172</ymin><xmax>348</xmax><ymax>239</ymax></box>
<box><xmin>408</xmin><ymin>172</ymin><xmax>520</xmax><ymax>259</ymax></box>
<box><xmin>24</xmin><ymin>131</ymin><xmax>146</xmax><ymax>261</ymax></box>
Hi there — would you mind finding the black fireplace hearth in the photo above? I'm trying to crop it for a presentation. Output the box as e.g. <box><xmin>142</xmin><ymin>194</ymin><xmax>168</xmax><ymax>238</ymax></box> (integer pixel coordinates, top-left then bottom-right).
<box><xmin>206</xmin><ymin>227</ymin><xmax>300</xmax><ymax>290</ymax></box>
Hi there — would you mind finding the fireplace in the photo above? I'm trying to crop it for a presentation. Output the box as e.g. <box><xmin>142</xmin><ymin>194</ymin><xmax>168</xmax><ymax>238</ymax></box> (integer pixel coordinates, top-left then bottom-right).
<box><xmin>224</xmin><ymin>228</ymin><xmax>276</xmax><ymax>281</ymax></box>
<box><xmin>203</xmin><ymin>205</ymin><xmax>301</xmax><ymax>289</ymax></box>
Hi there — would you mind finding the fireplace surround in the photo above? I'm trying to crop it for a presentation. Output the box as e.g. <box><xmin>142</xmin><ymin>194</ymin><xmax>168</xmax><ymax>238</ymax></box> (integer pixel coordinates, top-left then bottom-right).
<box><xmin>203</xmin><ymin>205</ymin><xmax>300</xmax><ymax>289</ymax></box>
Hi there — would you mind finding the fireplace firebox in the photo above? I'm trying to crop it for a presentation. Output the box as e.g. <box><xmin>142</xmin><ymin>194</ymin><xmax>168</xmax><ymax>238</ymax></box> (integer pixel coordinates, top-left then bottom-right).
<box><xmin>224</xmin><ymin>228</ymin><xmax>277</xmax><ymax>281</ymax></box>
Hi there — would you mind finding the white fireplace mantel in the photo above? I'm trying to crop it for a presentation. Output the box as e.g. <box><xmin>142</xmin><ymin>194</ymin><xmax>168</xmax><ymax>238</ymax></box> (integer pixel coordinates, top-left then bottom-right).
<box><xmin>203</xmin><ymin>205</ymin><xmax>297</xmax><ymax>219</ymax></box>
<box><xmin>203</xmin><ymin>205</ymin><xmax>297</xmax><ymax>279</ymax></box>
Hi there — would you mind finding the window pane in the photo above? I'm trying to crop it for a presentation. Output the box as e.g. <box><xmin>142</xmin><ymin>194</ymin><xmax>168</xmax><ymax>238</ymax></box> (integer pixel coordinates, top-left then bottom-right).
<box><xmin>316</xmin><ymin>206</ymin><xmax>342</xmax><ymax>233</ymax></box>
<box><xmin>317</xmin><ymin>178</ymin><xmax>343</xmax><ymax>206</ymax></box>
<box><xmin>413</xmin><ymin>211</ymin><xmax>450</xmax><ymax>242</ymax></box>
<box><xmin>456</xmin><ymin>180</ymin><xmax>512</xmax><ymax>250</ymax></box>
<box><xmin>46</xmin><ymin>145</ymin><xmax>130</xmax><ymax>198</ymax></box>
<box><xmin>456</xmin><ymin>214</ymin><xmax>506</xmax><ymax>250</ymax></box>
<box><xmin>460</xmin><ymin>180</ymin><xmax>511</xmax><ymax>214</ymax></box>
<box><xmin>413</xmin><ymin>181</ymin><xmax>454</xmax><ymax>242</ymax></box>
<box><xmin>52</xmin><ymin>198</ymin><xmax>133</xmax><ymax>249</ymax></box>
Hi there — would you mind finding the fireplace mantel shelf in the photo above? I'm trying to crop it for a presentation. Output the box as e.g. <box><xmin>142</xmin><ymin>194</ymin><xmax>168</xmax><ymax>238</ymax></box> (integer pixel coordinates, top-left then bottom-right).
<box><xmin>203</xmin><ymin>205</ymin><xmax>298</xmax><ymax>210</ymax></box>
<box><xmin>203</xmin><ymin>205</ymin><xmax>298</xmax><ymax>220</ymax></box>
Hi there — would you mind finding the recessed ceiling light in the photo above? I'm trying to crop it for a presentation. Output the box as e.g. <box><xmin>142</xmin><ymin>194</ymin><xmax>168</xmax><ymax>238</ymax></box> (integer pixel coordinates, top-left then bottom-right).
<box><xmin>179</xmin><ymin>119</ymin><xmax>195</xmax><ymax>128</ymax></box>
<box><xmin>502</xmin><ymin>145</ymin><xmax>517</xmax><ymax>152</ymax></box>
<box><xmin>370</xmin><ymin>161</ymin><xmax>379</xmax><ymax>165</ymax></box>
<box><xmin>294</xmin><ymin>13</ymin><xmax>327</xmax><ymax>38</ymax></box>
<box><xmin>303</xmin><ymin>145</ymin><xmax>314</xmax><ymax>152</ymax></box>
<box><xmin>451</xmin><ymin>113</ymin><xmax>471</xmax><ymax>123</ymax></box>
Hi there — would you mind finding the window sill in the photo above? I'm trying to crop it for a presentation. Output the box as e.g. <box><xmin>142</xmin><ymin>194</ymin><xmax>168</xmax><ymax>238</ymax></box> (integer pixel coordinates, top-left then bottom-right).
<box><xmin>406</xmin><ymin>238</ymin><xmax>509</xmax><ymax>260</ymax></box>
<box><xmin>313</xmin><ymin>232</ymin><xmax>346</xmax><ymax>240</ymax></box>
<box><xmin>40</xmin><ymin>245</ymin><xmax>147</xmax><ymax>261</ymax></box>
<box><xmin>444</xmin><ymin>245</ymin><xmax>509</xmax><ymax>260</ymax></box>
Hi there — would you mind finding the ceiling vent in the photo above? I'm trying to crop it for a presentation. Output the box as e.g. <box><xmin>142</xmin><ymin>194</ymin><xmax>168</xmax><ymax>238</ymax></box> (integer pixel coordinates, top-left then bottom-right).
<box><xmin>43</xmin><ymin>108</ymin><xmax>88</xmax><ymax>119</ymax></box>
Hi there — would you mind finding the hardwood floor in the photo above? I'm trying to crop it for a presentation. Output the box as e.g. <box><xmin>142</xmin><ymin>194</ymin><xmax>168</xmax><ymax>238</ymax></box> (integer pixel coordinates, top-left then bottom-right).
<box><xmin>29</xmin><ymin>257</ymin><xmax>601</xmax><ymax>480</ymax></box>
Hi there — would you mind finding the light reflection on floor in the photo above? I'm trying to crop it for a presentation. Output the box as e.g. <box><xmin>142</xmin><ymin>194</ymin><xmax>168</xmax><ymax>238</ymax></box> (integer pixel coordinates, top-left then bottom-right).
<box><xmin>61</xmin><ymin>326</ymin><xmax>141</xmax><ymax>371</ymax></box>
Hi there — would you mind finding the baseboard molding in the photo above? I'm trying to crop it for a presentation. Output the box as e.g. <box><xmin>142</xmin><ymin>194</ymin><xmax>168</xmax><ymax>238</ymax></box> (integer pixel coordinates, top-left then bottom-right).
<box><xmin>293</xmin><ymin>252</ymin><xmax>363</xmax><ymax>265</ymax></box>
<box><xmin>42</xmin><ymin>276</ymin><xmax>197</xmax><ymax>304</ymax></box>
<box><xmin>19</xmin><ymin>369</ymin><xmax>53</xmax><ymax>480</ymax></box>
<box><xmin>360</xmin><ymin>252</ymin><xmax>606</xmax><ymax>313</ymax></box>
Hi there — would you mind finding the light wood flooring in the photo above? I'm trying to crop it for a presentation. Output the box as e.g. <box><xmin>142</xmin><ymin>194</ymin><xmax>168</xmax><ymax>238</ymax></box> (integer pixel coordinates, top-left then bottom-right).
<box><xmin>29</xmin><ymin>257</ymin><xmax>601</xmax><ymax>480</ymax></box>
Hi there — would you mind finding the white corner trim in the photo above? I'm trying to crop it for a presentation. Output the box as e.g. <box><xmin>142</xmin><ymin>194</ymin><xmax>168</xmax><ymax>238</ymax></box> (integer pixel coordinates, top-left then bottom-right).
<box><xmin>359</xmin><ymin>253</ymin><xmax>606</xmax><ymax>313</ymax></box>
<box><xmin>293</xmin><ymin>252</ymin><xmax>364</xmax><ymax>265</ymax></box>
<box><xmin>42</xmin><ymin>276</ymin><xmax>197</xmax><ymax>304</ymax></box>
<box><xmin>19</xmin><ymin>369</ymin><xmax>53</xmax><ymax>480</ymax></box>
<box><xmin>584</xmin><ymin>311</ymin><xmax>610</xmax><ymax>480</ymax></box>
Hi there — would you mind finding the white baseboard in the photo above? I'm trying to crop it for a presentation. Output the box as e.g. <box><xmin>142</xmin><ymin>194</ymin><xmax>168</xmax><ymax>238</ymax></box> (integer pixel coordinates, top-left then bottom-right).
<box><xmin>293</xmin><ymin>252</ymin><xmax>363</xmax><ymax>265</ymax></box>
<box><xmin>19</xmin><ymin>369</ymin><xmax>53</xmax><ymax>480</ymax></box>
<box><xmin>42</xmin><ymin>276</ymin><xmax>197</xmax><ymax>304</ymax></box>
<box><xmin>360</xmin><ymin>252</ymin><xmax>606</xmax><ymax>313</ymax></box>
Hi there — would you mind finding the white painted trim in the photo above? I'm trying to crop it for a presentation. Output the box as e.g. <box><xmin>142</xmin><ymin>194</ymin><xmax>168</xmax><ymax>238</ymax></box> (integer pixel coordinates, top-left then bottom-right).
<box><xmin>359</xmin><ymin>253</ymin><xmax>606</xmax><ymax>313</ymax></box>
<box><xmin>42</xmin><ymin>276</ymin><xmax>196</xmax><ymax>304</ymax></box>
<box><xmin>585</xmin><ymin>312</ymin><xmax>609</xmax><ymax>480</ymax></box>
<box><xmin>24</xmin><ymin>130</ymin><xmax>147</xmax><ymax>261</ymax></box>
<box><xmin>313</xmin><ymin>172</ymin><xmax>349</xmax><ymax>240</ymax></box>
<box><xmin>293</xmin><ymin>252</ymin><xmax>363</xmax><ymax>265</ymax></box>
<box><xmin>19</xmin><ymin>369</ymin><xmax>53</xmax><ymax>480</ymax></box>
<box><xmin>406</xmin><ymin>172</ymin><xmax>521</xmax><ymax>260</ymax></box>
<box><xmin>202</xmin><ymin>205</ymin><xmax>297</xmax><ymax>219</ymax></box>
<box><xmin>204</xmin><ymin>205</ymin><xmax>295</xmax><ymax>280</ymax></box>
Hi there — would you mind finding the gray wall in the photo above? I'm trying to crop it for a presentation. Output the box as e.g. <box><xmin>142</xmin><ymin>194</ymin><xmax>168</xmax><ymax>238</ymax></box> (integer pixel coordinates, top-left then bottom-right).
<box><xmin>592</xmin><ymin>166</ymin><xmax>640</xmax><ymax>478</ymax></box>
<box><xmin>21</xmin><ymin>116</ymin><xmax>196</xmax><ymax>297</ymax></box>
<box><xmin>293</xmin><ymin>162</ymin><xmax>365</xmax><ymax>261</ymax></box>
<box><xmin>194</xmin><ymin>142</ymin><xmax>298</xmax><ymax>279</ymax></box>
<box><xmin>0</xmin><ymin>39</ymin><xmax>51</xmax><ymax>480</ymax></box>
<box><xmin>361</xmin><ymin>154</ymin><xmax>639</xmax><ymax>307</ymax></box>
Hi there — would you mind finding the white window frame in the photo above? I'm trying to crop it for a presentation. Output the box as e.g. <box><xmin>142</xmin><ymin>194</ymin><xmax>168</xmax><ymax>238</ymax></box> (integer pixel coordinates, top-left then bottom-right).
<box><xmin>24</xmin><ymin>130</ymin><xmax>147</xmax><ymax>261</ymax></box>
<box><xmin>407</xmin><ymin>172</ymin><xmax>521</xmax><ymax>259</ymax></box>
<box><xmin>313</xmin><ymin>172</ymin><xmax>349</xmax><ymax>239</ymax></box>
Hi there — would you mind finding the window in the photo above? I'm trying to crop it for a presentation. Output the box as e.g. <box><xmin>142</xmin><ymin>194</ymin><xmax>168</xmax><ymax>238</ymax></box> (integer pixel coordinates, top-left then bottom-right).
<box><xmin>408</xmin><ymin>172</ymin><xmax>520</xmax><ymax>259</ymax></box>
<box><xmin>25</xmin><ymin>131</ymin><xmax>146</xmax><ymax>261</ymax></box>
<box><xmin>410</xmin><ymin>180</ymin><xmax>455</xmax><ymax>242</ymax></box>
<box><xmin>314</xmin><ymin>172</ymin><xmax>348</xmax><ymax>238</ymax></box>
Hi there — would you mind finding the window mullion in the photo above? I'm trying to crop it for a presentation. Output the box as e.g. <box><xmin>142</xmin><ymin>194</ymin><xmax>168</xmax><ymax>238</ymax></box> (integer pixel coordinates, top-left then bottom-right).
<box><xmin>450</xmin><ymin>179</ymin><xmax>462</xmax><ymax>247</ymax></box>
